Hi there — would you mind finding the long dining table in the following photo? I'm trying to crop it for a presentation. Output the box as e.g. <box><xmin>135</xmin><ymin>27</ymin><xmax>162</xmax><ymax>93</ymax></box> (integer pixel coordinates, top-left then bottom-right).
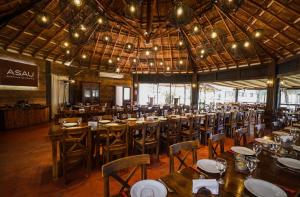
<box><xmin>159</xmin><ymin>148</ymin><xmax>300</xmax><ymax>197</ymax></box>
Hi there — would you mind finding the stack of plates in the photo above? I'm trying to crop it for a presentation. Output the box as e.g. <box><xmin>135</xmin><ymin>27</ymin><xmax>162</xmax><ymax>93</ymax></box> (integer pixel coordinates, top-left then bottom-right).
<box><xmin>62</xmin><ymin>123</ymin><xmax>77</xmax><ymax>127</ymax></box>
<box><xmin>244</xmin><ymin>178</ymin><xmax>287</xmax><ymax>197</ymax></box>
<box><xmin>130</xmin><ymin>180</ymin><xmax>167</xmax><ymax>197</ymax></box>
<box><xmin>99</xmin><ymin>120</ymin><xmax>111</xmax><ymax>124</ymax></box>
<box><xmin>231</xmin><ymin>146</ymin><xmax>255</xmax><ymax>155</ymax></box>
<box><xmin>277</xmin><ymin>157</ymin><xmax>300</xmax><ymax>170</ymax></box>
<box><xmin>196</xmin><ymin>159</ymin><xmax>219</xmax><ymax>173</ymax></box>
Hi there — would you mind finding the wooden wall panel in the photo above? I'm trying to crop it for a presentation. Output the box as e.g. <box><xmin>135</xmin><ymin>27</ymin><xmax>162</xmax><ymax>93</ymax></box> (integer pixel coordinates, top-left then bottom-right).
<box><xmin>0</xmin><ymin>50</ymin><xmax>46</xmax><ymax>106</ymax></box>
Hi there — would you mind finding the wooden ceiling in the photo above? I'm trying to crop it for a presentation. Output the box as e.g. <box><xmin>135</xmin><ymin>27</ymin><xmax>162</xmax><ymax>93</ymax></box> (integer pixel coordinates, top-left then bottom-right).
<box><xmin>0</xmin><ymin>0</ymin><xmax>300</xmax><ymax>74</ymax></box>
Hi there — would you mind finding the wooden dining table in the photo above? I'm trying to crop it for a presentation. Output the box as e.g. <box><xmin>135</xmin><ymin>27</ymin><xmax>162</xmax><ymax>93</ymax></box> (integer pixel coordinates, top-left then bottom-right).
<box><xmin>159</xmin><ymin>151</ymin><xmax>300</xmax><ymax>197</ymax></box>
<box><xmin>48</xmin><ymin>117</ymin><xmax>170</xmax><ymax>180</ymax></box>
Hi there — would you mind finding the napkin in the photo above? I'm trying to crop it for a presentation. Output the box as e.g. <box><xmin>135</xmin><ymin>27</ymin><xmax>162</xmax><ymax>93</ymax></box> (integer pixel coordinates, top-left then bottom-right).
<box><xmin>280</xmin><ymin>135</ymin><xmax>293</xmax><ymax>142</ymax></box>
<box><xmin>192</xmin><ymin>179</ymin><xmax>219</xmax><ymax>195</ymax></box>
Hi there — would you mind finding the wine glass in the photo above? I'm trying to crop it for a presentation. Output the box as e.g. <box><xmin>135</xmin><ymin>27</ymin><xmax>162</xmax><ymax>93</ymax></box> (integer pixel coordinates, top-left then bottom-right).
<box><xmin>270</xmin><ymin>143</ymin><xmax>281</xmax><ymax>158</ymax></box>
<box><xmin>77</xmin><ymin>118</ymin><xmax>82</xmax><ymax>125</ymax></box>
<box><xmin>215</xmin><ymin>158</ymin><xmax>227</xmax><ymax>184</ymax></box>
<box><xmin>140</xmin><ymin>188</ymin><xmax>155</xmax><ymax>197</ymax></box>
<box><xmin>252</xmin><ymin>143</ymin><xmax>262</xmax><ymax>157</ymax></box>
<box><xmin>246</xmin><ymin>156</ymin><xmax>257</xmax><ymax>179</ymax></box>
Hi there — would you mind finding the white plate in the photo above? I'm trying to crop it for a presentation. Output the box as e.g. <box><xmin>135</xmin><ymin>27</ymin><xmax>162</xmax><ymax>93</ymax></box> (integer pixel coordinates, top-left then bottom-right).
<box><xmin>273</xmin><ymin>131</ymin><xmax>289</xmax><ymax>136</ymax></box>
<box><xmin>127</xmin><ymin>118</ymin><xmax>137</xmax><ymax>121</ymax></box>
<box><xmin>255</xmin><ymin>138</ymin><xmax>275</xmax><ymax>144</ymax></box>
<box><xmin>104</xmin><ymin>123</ymin><xmax>119</xmax><ymax>127</ymax></box>
<box><xmin>231</xmin><ymin>146</ymin><xmax>255</xmax><ymax>155</ymax></box>
<box><xmin>292</xmin><ymin>145</ymin><xmax>300</xmax><ymax>152</ymax></box>
<box><xmin>277</xmin><ymin>157</ymin><xmax>300</xmax><ymax>170</ymax></box>
<box><xmin>99</xmin><ymin>120</ymin><xmax>111</xmax><ymax>124</ymax></box>
<box><xmin>130</xmin><ymin>180</ymin><xmax>167</xmax><ymax>197</ymax></box>
<box><xmin>197</xmin><ymin>159</ymin><xmax>219</xmax><ymax>173</ymax></box>
<box><xmin>244</xmin><ymin>178</ymin><xmax>287</xmax><ymax>197</ymax></box>
<box><xmin>63</xmin><ymin>123</ymin><xmax>77</xmax><ymax>127</ymax></box>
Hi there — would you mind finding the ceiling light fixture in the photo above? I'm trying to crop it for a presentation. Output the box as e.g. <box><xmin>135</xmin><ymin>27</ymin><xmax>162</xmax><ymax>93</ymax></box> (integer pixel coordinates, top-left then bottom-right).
<box><xmin>166</xmin><ymin>66</ymin><xmax>170</xmax><ymax>71</ymax></box>
<box><xmin>244</xmin><ymin>41</ymin><xmax>250</xmax><ymax>48</ymax></box>
<box><xmin>145</xmin><ymin>50</ymin><xmax>150</xmax><ymax>56</ymax></box>
<box><xmin>176</xmin><ymin>6</ymin><xmax>183</xmax><ymax>17</ymax></box>
<box><xmin>211</xmin><ymin>31</ymin><xmax>217</xmax><ymax>39</ymax></box>
<box><xmin>231</xmin><ymin>43</ymin><xmax>237</xmax><ymax>49</ymax></box>
<box><xmin>108</xmin><ymin>59</ymin><xmax>113</xmax><ymax>64</ymax></box>
<box><xmin>73</xmin><ymin>0</ymin><xmax>83</xmax><ymax>7</ymax></box>
<box><xmin>81</xmin><ymin>54</ymin><xmax>87</xmax><ymax>59</ymax></box>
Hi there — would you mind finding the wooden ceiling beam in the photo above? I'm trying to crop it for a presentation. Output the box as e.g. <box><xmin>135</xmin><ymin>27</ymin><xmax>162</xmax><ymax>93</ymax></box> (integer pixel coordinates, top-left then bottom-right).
<box><xmin>239</xmin><ymin>7</ymin><xmax>300</xmax><ymax>47</ymax></box>
<box><xmin>230</xmin><ymin>11</ymin><xmax>286</xmax><ymax>60</ymax></box>
<box><xmin>215</xmin><ymin>5</ymin><xmax>250</xmax><ymax>67</ymax></box>
<box><xmin>20</xmin><ymin>3</ymin><xmax>69</xmax><ymax>53</ymax></box>
<box><xmin>168</xmin><ymin>32</ymin><xmax>174</xmax><ymax>71</ymax></box>
<box><xmin>272</xmin><ymin>0</ymin><xmax>300</xmax><ymax>18</ymax></box>
<box><xmin>204</xmin><ymin>12</ymin><xmax>238</xmax><ymax>68</ymax></box>
<box><xmin>195</xmin><ymin>16</ymin><xmax>226</xmax><ymax>70</ymax></box>
<box><xmin>216</xmin><ymin>6</ymin><xmax>276</xmax><ymax>63</ymax></box>
<box><xmin>179</xmin><ymin>27</ymin><xmax>202</xmax><ymax>72</ymax></box>
<box><xmin>0</xmin><ymin>0</ymin><xmax>44</xmax><ymax>29</ymax></box>
<box><xmin>248</xmin><ymin>0</ymin><xmax>300</xmax><ymax>32</ymax></box>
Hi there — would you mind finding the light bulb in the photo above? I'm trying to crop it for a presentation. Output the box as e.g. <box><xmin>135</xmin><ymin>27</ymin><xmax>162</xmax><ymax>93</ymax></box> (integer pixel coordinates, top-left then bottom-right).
<box><xmin>73</xmin><ymin>32</ymin><xmax>79</xmax><ymax>38</ymax></box>
<box><xmin>179</xmin><ymin>60</ymin><xmax>183</xmax><ymax>65</ymax></box>
<box><xmin>73</xmin><ymin>0</ymin><xmax>82</xmax><ymax>7</ymax></box>
<box><xmin>108</xmin><ymin>59</ymin><xmax>113</xmax><ymax>64</ymax></box>
<box><xmin>255</xmin><ymin>31</ymin><xmax>261</xmax><ymax>38</ymax></box>
<box><xmin>244</xmin><ymin>41</ymin><xmax>250</xmax><ymax>48</ymax></box>
<box><xmin>63</xmin><ymin>41</ymin><xmax>69</xmax><ymax>47</ymax></box>
<box><xmin>145</xmin><ymin>50</ymin><xmax>150</xmax><ymax>56</ymax></box>
<box><xmin>200</xmin><ymin>49</ymin><xmax>205</xmax><ymax>54</ymax></box>
<box><xmin>176</xmin><ymin>6</ymin><xmax>183</xmax><ymax>17</ymax></box>
<box><xmin>232</xmin><ymin>43</ymin><xmax>237</xmax><ymax>49</ymax></box>
<box><xmin>166</xmin><ymin>66</ymin><xmax>170</xmax><ymax>71</ymax></box>
<box><xmin>211</xmin><ymin>31</ymin><xmax>217</xmax><ymax>39</ymax></box>
<box><xmin>129</xmin><ymin>5</ymin><xmax>136</xmax><ymax>13</ymax></box>
<box><xmin>116</xmin><ymin>68</ymin><xmax>120</xmax><ymax>72</ymax></box>
<box><xmin>193</xmin><ymin>26</ymin><xmax>199</xmax><ymax>32</ymax></box>
<box><xmin>160</xmin><ymin>62</ymin><xmax>163</xmax><ymax>66</ymax></box>
<box><xmin>41</xmin><ymin>16</ymin><xmax>48</xmax><ymax>23</ymax></box>
<box><xmin>98</xmin><ymin>17</ymin><xmax>103</xmax><ymax>24</ymax></box>
<box><xmin>82</xmin><ymin>54</ymin><xmax>87</xmax><ymax>59</ymax></box>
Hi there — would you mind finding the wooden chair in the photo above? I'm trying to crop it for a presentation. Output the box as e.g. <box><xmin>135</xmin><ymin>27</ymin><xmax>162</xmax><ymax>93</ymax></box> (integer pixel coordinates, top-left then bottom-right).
<box><xmin>254</xmin><ymin>123</ymin><xmax>265</xmax><ymax>138</ymax></box>
<box><xmin>225</xmin><ymin>111</ymin><xmax>237</xmax><ymax>138</ymax></box>
<box><xmin>169</xmin><ymin>140</ymin><xmax>199</xmax><ymax>174</ymax></box>
<box><xmin>161</xmin><ymin>118</ymin><xmax>181</xmax><ymax>155</ymax></box>
<box><xmin>208</xmin><ymin>133</ymin><xmax>225</xmax><ymax>159</ymax></box>
<box><xmin>134</xmin><ymin>121</ymin><xmax>160</xmax><ymax>160</ymax></box>
<box><xmin>234</xmin><ymin>127</ymin><xmax>248</xmax><ymax>146</ymax></box>
<box><xmin>200</xmin><ymin>114</ymin><xmax>216</xmax><ymax>145</ymax></box>
<box><xmin>216</xmin><ymin>112</ymin><xmax>225</xmax><ymax>134</ymax></box>
<box><xmin>102</xmin><ymin>124</ymin><xmax>128</xmax><ymax>163</ymax></box>
<box><xmin>180</xmin><ymin>116</ymin><xmax>198</xmax><ymax>141</ymax></box>
<box><xmin>60</xmin><ymin>125</ymin><xmax>91</xmax><ymax>184</ymax></box>
<box><xmin>102</xmin><ymin>154</ymin><xmax>150</xmax><ymax>197</ymax></box>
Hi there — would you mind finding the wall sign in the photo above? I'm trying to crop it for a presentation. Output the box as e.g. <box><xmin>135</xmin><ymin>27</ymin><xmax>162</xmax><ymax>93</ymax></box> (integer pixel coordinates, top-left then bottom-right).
<box><xmin>0</xmin><ymin>59</ymin><xmax>38</xmax><ymax>87</ymax></box>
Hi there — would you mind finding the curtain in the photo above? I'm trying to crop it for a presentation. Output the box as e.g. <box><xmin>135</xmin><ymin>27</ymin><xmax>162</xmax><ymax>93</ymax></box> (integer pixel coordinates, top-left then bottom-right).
<box><xmin>51</xmin><ymin>74</ymin><xmax>69</xmax><ymax>118</ymax></box>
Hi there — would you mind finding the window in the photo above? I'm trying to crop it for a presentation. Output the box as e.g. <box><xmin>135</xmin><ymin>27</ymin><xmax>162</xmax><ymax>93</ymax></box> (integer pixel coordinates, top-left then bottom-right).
<box><xmin>280</xmin><ymin>89</ymin><xmax>300</xmax><ymax>109</ymax></box>
<box><xmin>238</xmin><ymin>89</ymin><xmax>267</xmax><ymax>103</ymax></box>
<box><xmin>123</xmin><ymin>87</ymin><xmax>130</xmax><ymax>100</ymax></box>
<box><xmin>199</xmin><ymin>84</ymin><xmax>235</xmax><ymax>105</ymax></box>
<box><xmin>138</xmin><ymin>83</ymin><xmax>191</xmax><ymax>105</ymax></box>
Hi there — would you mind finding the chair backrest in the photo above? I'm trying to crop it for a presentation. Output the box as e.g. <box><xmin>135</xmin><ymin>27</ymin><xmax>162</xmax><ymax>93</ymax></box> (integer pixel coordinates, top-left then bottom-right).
<box><xmin>208</xmin><ymin>133</ymin><xmax>225</xmax><ymax>159</ymax></box>
<box><xmin>206</xmin><ymin>114</ymin><xmax>216</xmax><ymax>129</ymax></box>
<box><xmin>169</xmin><ymin>140</ymin><xmax>199</xmax><ymax>174</ymax></box>
<box><xmin>231</xmin><ymin>111</ymin><xmax>238</xmax><ymax>123</ymax></box>
<box><xmin>193</xmin><ymin>116</ymin><xmax>201</xmax><ymax>131</ymax></box>
<box><xmin>167</xmin><ymin>118</ymin><xmax>181</xmax><ymax>138</ymax></box>
<box><xmin>61</xmin><ymin>126</ymin><xmax>90</xmax><ymax>159</ymax></box>
<box><xmin>234</xmin><ymin>127</ymin><xmax>247</xmax><ymax>146</ymax></box>
<box><xmin>104</xmin><ymin>124</ymin><xmax>128</xmax><ymax>154</ymax></box>
<box><xmin>216</xmin><ymin>112</ymin><xmax>225</xmax><ymax>132</ymax></box>
<box><xmin>60</xmin><ymin>117</ymin><xmax>82</xmax><ymax>124</ymax></box>
<box><xmin>141</xmin><ymin>121</ymin><xmax>160</xmax><ymax>145</ymax></box>
<box><xmin>254</xmin><ymin>123</ymin><xmax>265</xmax><ymax>138</ymax></box>
<box><xmin>102</xmin><ymin>154</ymin><xmax>150</xmax><ymax>197</ymax></box>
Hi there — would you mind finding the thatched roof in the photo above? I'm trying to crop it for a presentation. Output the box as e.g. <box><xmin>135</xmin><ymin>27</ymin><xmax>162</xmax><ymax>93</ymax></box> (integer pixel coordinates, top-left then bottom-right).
<box><xmin>0</xmin><ymin>0</ymin><xmax>299</xmax><ymax>73</ymax></box>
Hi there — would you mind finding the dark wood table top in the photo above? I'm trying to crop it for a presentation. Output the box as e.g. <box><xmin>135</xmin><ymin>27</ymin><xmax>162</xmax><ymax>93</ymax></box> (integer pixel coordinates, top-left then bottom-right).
<box><xmin>160</xmin><ymin>151</ymin><xmax>300</xmax><ymax>197</ymax></box>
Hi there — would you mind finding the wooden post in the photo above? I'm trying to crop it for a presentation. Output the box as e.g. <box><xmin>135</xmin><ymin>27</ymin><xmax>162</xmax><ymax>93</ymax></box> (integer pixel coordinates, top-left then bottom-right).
<box><xmin>45</xmin><ymin>61</ymin><xmax>52</xmax><ymax>120</ymax></box>
<box><xmin>191</xmin><ymin>73</ymin><xmax>198</xmax><ymax>108</ymax></box>
<box><xmin>133</xmin><ymin>74</ymin><xmax>138</xmax><ymax>104</ymax></box>
<box><xmin>235</xmin><ymin>89</ymin><xmax>239</xmax><ymax>103</ymax></box>
<box><xmin>265</xmin><ymin>62</ymin><xmax>279</xmax><ymax>128</ymax></box>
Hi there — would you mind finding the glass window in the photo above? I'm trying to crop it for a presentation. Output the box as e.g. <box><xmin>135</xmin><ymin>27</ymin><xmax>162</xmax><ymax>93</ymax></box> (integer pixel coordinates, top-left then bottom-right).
<box><xmin>123</xmin><ymin>87</ymin><xmax>130</xmax><ymax>100</ymax></box>
<box><xmin>199</xmin><ymin>84</ymin><xmax>235</xmax><ymax>105</ymax></box>
<box><xmin>238</xmin><ymin>89</ymin><xmax>267</xmax><ymax>103</ymax></box>
<box><xmin>138</xmin><ymin>83</ymin><xmax>158</xmax><ymax>105</ymax></box>
<box><xmin>138</xmin><ymin>83</ymin><xmax>191</xmax><ymax>105</ymax></box>
<box><xmin>280</xmin><ymin>89</ymin><xmax>300</xmax><ymax>110</ymax></box>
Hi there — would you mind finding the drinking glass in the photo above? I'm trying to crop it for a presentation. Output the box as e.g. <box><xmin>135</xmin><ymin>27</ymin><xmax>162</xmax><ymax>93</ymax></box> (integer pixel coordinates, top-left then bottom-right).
<box><xmin>270</xmin><ymin>143</ymin><xmax>281</xmax><ymax>158</ymax></box>
<box><xmin>140</xmin><ymin>188</ymin><xmax>155</xmax><ymax>197</ymax></box>
<box><xmin>77</xmin><ymin>118</ymin><xmax>82</xmax><ymax>125</ymax></box>
<box><xmin>274</xmin><ymin>135</ymin><xmax>281</xmax><ymax>144</ymax></box>
<box><xmin>246</xmin><ymin>156</ymin><xmax>257</xmax><ymax>179</ymax></box>
<box><xmin>216</xmin><ymin>158</ymin><xmax>227</xmax><ymax>184</ymax></box>
<box><xmin>252</xmin><ymin>143</ymin><xmax>262</xmax><ymax>157</ymax></box>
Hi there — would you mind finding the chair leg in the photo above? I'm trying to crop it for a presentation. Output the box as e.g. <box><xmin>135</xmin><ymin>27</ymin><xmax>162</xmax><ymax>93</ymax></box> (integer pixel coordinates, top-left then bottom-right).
<box><xmin>156</xmin><ymin>143</ymin><xmax>159</xmax><ymax>161</ymax></box>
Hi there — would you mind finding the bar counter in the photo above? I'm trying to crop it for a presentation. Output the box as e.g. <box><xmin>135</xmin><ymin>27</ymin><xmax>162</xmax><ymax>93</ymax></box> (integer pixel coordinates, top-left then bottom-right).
<box><xmin>0</xmin><ymin>106</ymin><xmax>49</xmax><ymax>130</ymax></box>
